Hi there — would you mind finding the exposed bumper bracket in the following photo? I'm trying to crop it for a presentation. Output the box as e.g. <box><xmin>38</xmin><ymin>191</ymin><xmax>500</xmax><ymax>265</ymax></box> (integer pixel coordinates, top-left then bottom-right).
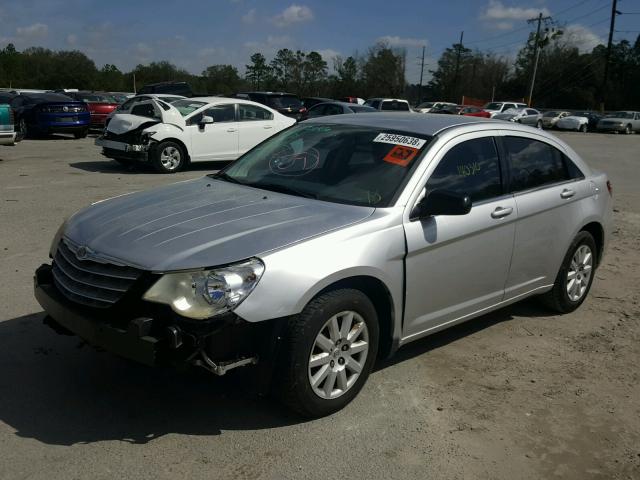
<box><xmin>193</xmin><ymin>350</ymin><xmax>258</xmax><ymax>376</ymax></box>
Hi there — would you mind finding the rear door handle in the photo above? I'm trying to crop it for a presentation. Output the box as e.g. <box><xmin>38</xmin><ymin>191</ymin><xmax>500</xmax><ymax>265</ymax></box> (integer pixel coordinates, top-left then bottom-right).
<box><xmin>560</xmin><ymin>189</ymin><xmax>576</xmax><ymax>199</ymax></box>
<box><xmin>263</xmin><ymin>125</ymin><xmax>273</xmax><ymax>129</ymax></box>
<box><xmin>227</xmin><ymin>128</ymin><xmax>237</xmax><ymax>133</ymax></box>
<box><xmin>491</xmin><ymin>206</ymin><xmax>513</xmax><ymax>219</ymax></box>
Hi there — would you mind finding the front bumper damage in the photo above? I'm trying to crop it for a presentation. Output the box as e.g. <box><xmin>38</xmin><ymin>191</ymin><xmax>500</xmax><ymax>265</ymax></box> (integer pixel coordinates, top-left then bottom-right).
<box><xmin>95</xmin><ymin>137</ymin><xmax>150</xmax><ymax>161</ymax></box>
<box><xmin>34</xmin><ymin>264</ymin><xmax>286</xmax><ymax>385</ymax></box>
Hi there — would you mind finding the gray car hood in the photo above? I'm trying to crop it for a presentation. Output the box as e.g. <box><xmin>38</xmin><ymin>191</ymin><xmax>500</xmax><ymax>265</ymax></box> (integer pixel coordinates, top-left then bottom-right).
<box><xmin>63</xmin><ymin>177</ymin><xmax>375</xmax><ymax>271</ymax></box>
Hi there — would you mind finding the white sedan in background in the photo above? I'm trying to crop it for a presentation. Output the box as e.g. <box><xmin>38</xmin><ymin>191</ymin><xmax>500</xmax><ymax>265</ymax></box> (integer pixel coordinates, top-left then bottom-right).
<box><xmin>96</xmin><ymin>98</ymin><xmax>295</xmax><ymax>173</ymax></box>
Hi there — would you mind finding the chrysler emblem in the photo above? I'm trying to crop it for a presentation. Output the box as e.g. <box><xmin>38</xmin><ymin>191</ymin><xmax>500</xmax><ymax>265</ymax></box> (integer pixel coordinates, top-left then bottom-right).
<box><xmin>76</xmin><ymin>246</ymin><xmax>88</xmax><ymax>260</ymax></box>
<box><xmin>63</xmin><ymin>106</ymin><xmax>69</xmax><ymax>112</ymax></box>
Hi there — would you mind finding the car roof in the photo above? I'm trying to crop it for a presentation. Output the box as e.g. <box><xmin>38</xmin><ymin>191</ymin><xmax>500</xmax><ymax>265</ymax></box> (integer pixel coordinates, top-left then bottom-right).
<box><xmin>313</xmin><ymin>101</ymin><xmax>366</xmax><ymax>108</ymax></box>
<box><xmin>304</xmin><ymin>112</ymin><xmax>499</xmax><ymax>135</ymax></box>
<box><xmin>239</xmin><ymin>91</ymin><xmax>297</xmax><ymax>96</ymax></box>
<box><xmin>367</xmin><ymin>98</ymin><xmax>409</xmax><ymax>102</ymax></box>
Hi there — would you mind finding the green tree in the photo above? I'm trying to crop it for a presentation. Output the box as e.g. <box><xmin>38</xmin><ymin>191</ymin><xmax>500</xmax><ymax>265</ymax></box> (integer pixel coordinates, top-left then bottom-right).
<box><xmin>361</xmin><ymin>43</ymin><xmax>406</xmax><ymax>98</ymax></box>
<box><xmin>202</xmin><ymin>64</ymin><xmax>243</xmax><ymax>95</ymax></box>
<box><xmin>245</xmin><ymin>53</ymin><xmax>270</xmax><ymax>90</ymax></box>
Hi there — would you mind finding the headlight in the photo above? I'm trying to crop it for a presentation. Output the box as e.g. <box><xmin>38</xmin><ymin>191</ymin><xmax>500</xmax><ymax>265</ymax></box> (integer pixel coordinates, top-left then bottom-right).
<box><xmin>143</xmin><ymin>258</ymin><xmax>265</xmax><ymax>320</ymax></box>
<box><xmin>49</xmin><ymin>219</ymin><xmax>68</xmax><ymax>258</ymax></box>
<box><xmin>141</xmin><ymin>131</ymin><xmax>156</xmax><ymax>145</ymax></box>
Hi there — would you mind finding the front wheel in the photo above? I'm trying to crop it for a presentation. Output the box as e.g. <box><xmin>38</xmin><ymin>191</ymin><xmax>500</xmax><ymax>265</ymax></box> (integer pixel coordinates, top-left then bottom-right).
<box><xmin>541</xmin><ymin>231</ymin><xmax>597</xmax><ymax>313</ymax></box>
<box><xmin>624</xmin><ymin>124</ymin><xmax>632</xmax><ymax>135</ymax></box>
<box><xmin>74</xmin><ymin>129</ymin><xmax>88</xmax><ymax>139</ymax></box>
<box><xmin>152</xmin><ymin>141</ymin><xmax>186</xmax><ymax>173</ymax></box>
<box><xmin>580</xmin><ymin>124</ymin><xmax>588</xmax><ymax>133</ymax></box>
<box><xmin>276</xmin><ymin>289</ymin><xmax>379</xmax><ymax>417</ymax></box>
<box><xmin>536</xmin><ymin>120</ymin><xmax>543</xmax><ymax>129</ymax></box>
<box><xmin>16</xmin><ymin>118</ymin><xmax>28</xmax><ymax>141</ymax></box>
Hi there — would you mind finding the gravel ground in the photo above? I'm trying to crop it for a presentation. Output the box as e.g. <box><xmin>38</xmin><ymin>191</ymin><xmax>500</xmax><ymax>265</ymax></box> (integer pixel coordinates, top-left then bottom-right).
<box><xmin>0</xmin><ymin>131</ymin><xmax>638</xmax><ymax>480</ymax></box>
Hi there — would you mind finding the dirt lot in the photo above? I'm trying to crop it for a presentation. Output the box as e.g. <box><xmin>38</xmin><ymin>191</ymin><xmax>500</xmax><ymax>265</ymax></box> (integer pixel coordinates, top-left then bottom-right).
<box><xmin>0</xmin><ymin>132</ymin><xmax>638</xmax><ymax>480</ymax></box>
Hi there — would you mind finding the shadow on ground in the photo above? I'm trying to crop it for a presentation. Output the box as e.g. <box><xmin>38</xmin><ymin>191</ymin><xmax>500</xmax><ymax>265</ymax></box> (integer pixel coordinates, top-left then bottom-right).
<box><xmin>0</xmin><ymin>299</ymin><xmax>554</xmax><ymax>446</ymax></box>
<box><xmin>69</xmin><ymin>160</ymin><xmax>232</xmax><ymax>175</ymax></box>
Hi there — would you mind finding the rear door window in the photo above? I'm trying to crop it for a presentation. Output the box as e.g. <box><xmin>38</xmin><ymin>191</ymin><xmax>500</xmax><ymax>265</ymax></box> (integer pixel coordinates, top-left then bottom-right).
<box><xmin>239</xmin><ymin>103</ymin><xmax>273</xmax><ymax>121</ymax></box>
<box><xmin>502</xmin><ymin>136</ymin><xmax>575</xmax><ymax>191</ymax></box>
<box><xmin>426</xmin><ymin>137</ymin><xmax>503</xmax><ymax>203</ymax></box>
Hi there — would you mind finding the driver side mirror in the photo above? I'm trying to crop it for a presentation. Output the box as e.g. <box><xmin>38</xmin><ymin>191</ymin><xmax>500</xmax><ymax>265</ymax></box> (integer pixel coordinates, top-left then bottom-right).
<box><xmin>410</xmin><ymin>189</ymin><xmax>472</xmax><ymax>221</ymax></box>
<box><xmin>199</xmin><ymin>115</ymin><xmax>214</xmax><ymax>127</ymax></box>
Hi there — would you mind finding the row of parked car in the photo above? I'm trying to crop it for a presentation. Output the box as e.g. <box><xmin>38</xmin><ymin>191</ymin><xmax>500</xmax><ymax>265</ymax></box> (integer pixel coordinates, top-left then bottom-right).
<box><xmin>413</xmin><ymin>99</ymin><xmax>640</xmax><ymax>134</ymax></box>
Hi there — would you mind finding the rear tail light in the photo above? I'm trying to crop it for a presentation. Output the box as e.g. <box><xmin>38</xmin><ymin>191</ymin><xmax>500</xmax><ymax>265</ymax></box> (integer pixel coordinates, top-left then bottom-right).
<box><xmin>299</xmin><ymin>107</ymin><xmax>307</xmax><ymax>113</ymax></box>
<box><xmin>606</xmin><ymin>180</ymin><xmax>613</xmax><ymax>196</ymax></box>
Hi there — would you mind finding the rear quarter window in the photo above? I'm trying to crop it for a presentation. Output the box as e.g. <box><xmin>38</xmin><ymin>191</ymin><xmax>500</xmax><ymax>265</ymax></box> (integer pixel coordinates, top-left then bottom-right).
<box><xmin>503</xmin><ymin>136</ymin><xmax>581</xmax><ymax>191</ymax></box>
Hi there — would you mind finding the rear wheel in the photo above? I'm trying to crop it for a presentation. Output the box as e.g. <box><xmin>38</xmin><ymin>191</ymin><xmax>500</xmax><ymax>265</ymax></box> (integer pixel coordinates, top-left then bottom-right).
<box><xmin>536</xmin><ymin>120</ymin><xmax>543</xmax><ymax>129</ymax></box>
<box><xmin>624</xmin><ymin>124</ymin><xmax>632</xmax><ymax>135</ymax></box>
<box><xmin>152</xmin><ymin>141</ymin><xmax>185</xmax><ymax>173</ymax></box>
<box><xmin>580</xmin><ymin>123</ymin><xmax>588</xmax><ymax>133</ymax></box>
<box><xmin>541</xmin><ymin>231</ymin><xmax>596</xmax><ymax>313</ymax></box>
<box><xmin>276</xmin><ymin>289</ymin><xmax>379</xmax><ymax>417</ymax></box>
<box><xmin>74</xmin><ymin>129</ymin><xmax>88</xmax><ymax>139</ymax></box>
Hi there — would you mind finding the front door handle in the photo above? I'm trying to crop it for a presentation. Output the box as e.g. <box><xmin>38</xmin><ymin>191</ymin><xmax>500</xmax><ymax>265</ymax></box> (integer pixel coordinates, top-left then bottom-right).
<box><xmin>560</xmin><ymin>189</ymin><xmax>576</xmax><ymax>199</ymax></box>
<box><xmin>263</xmin><ymin>125</ymin><xmax>273</xmax><ymax>129</ymax></box>
<box><xmin>491</xmin><ymin>206</ymin><xmax>513</xmax><ymax>219</ymax></box>
<box><xmin>227</xmin><ymin>128</ymin><xmax>238</xmax><ymax>133</ymax></box>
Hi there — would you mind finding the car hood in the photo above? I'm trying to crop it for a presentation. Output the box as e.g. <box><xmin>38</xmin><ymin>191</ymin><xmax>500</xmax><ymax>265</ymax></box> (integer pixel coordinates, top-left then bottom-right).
<box><xmin>63</xmin><ymin>177</ymin><xmax>375</xmax><ymax>272</ymax></box>
<box><xmin>494</xmin><ymin>113</ymin><xmax>516</xmax><ymax>120</ymax></box>
<box><xmin>599</xmin><ymin>117</ymin><xmax>628</xmax><ymax>122</ymax></box>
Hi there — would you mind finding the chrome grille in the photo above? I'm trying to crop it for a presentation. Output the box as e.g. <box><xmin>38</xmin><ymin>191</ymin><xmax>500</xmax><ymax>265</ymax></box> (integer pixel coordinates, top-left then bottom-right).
<box><xmin>52</xmin><ymin>241</ymin><xmax>142</xmax><ymax>308</ymax></box>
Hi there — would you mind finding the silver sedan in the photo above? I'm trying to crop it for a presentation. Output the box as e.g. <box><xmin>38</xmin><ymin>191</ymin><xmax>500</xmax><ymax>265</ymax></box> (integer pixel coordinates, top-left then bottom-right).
<box><xmin>36</xmin><ymin>114</ymin><xmax>613</xmax><ymax>417</ymax></box>
<box><xmin>494</xmin><ymin>108</ymin><xmax>543</xmax><ymax>128</ymax></box>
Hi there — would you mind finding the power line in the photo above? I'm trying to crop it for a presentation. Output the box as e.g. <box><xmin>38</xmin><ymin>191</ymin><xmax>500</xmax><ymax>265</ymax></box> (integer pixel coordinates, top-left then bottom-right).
<box><xmin>561</xmin><ymin>3</ymin><xmax>611</xmax><ymax>24</ymax></box>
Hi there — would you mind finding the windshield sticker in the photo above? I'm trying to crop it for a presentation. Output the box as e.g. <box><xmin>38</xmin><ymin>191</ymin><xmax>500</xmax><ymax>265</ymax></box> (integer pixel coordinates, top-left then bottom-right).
<box><xmin>269</xmin><ymin>148</ymin><xmax>320</xmax><ymax>177</ymax></box>
<box><xmin>383</xmin><ymin>145</ymin><xmax>419</xmax><ymax>167</ymax></box>
<box><xmin>373</xmin><ymin>133</ymin><xmax>427</xmax><ymax>149</ymax></box>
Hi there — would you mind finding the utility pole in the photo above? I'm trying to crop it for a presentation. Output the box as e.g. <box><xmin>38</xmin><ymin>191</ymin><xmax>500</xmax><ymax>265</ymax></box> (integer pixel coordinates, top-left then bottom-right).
<box><xmin>600</xmin><ymin>0</ymin><xmax>620</xmax><ymax>112</ymax></box>
<box><xmin>527</xmin><ymin>13</ymin><xmax>551</xmax><ymax>106</ymax></box>
<box><xmin>418</xmin><ymin>46</ymin><xmax>426</xmax><ymax>103</ymax></box>
<box><xmin>133</xmin><ymin>73</ymin><xmax>137</xmax><ymax>93</ymax></box>
<box><xmin>452</xmin><ymin>31</ymin><xmax>464</xmax><ymax>103</ymax></box>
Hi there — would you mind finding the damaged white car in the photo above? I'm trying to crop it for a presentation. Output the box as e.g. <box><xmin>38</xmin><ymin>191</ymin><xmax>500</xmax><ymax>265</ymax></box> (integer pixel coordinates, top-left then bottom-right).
<box><xmin>95</xmin><ymin>97</ymin><xmax>295</xmax><ymax>173</ymax></box>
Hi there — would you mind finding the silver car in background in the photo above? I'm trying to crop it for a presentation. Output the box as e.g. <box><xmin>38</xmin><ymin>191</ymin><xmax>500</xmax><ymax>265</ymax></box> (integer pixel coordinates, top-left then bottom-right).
<box><xmin>35</xmin><ymin>114</ymin><xmax>613</xmax><ymax>417</ymax></box>
<box><xmin>596</xmin><ymin>111</ymin><xmax>640</xmax><ymax>134</ymax></box>
<box><xmin>493</xmin><ymin>107</ymin><xmax>543</xmax><ymax>128</ymax></box>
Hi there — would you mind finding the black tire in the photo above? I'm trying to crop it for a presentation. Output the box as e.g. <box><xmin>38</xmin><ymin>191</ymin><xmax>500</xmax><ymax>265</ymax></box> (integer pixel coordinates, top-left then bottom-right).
<box><xmin>276</xmin><ymin>288</ymin><xmax>379</xmax><ymax>418</ymax></box>
<box><xmin>580</xmin><ymin>123</ymin><xmax>588</xmax><ymax>133</ymax></box>
<box><xmin>536</xmin><ymin>120</ymin><xmax>543</xmax><ymax>129</ymax></box>
<box><xmin>540</xmin><ymin>231</ymin><xmax>597</xmax><ymax>313</ymax></box>
<box><xmin>16</xmin><ymin>118</ymin><xmax>28</xmax><ymax>141</ymax></box>
<box><xmin>151</xmin><ymin>141</ymin><xmax>185</xmax><ymax>173</ymax></box>
<box><xmin>624</xmin><ymin>124</ymin><xmax>632</xmax><ymax>135</ymax></box>
<box><xmin>74</xmin><ymin>129</ymin><xmax>88</xmax><ymax>139</ymax></box>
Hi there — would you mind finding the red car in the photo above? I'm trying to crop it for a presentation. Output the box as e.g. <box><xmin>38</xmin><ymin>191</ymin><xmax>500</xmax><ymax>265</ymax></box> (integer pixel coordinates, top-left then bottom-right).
<box><xmin>66</xmin><ymin>92</ymin><xmax>119</xmax><ymax>129</ymax></box>
<box><xmin>458</xmin><ymin>105</ymin><xmax>491</xmax><ymax>118</ymax></box>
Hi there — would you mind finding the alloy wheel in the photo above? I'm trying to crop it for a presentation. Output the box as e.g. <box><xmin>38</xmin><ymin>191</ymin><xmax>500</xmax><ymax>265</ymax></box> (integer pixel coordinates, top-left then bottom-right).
<box><xmin>567</xmin><ymin>245</ymin><xmax>593</xmax><ymax>302</ymax></box>
<box><xmin>308</xmin><ymin>310</ymin><xmax>369</xmax><ymax>400</ymax></box>
<box><xmin>160</xmin><ymin>146</ymin><xmax>181</xmax><ymax>170</ymax></box>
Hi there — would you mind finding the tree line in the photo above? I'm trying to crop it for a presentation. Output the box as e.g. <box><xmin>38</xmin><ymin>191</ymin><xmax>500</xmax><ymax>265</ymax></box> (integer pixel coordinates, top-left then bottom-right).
<box><xmin>1</xmin><ymin>33</ymin><xmax>639</xmax><ymax>109</ymax></box>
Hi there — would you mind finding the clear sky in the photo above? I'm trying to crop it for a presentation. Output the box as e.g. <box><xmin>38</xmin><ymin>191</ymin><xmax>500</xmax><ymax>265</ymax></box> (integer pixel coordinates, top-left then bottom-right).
<box><xmin>0</xmin><ymin>0</ymin><xmax>638</xmax><ymax>83</ymax></box>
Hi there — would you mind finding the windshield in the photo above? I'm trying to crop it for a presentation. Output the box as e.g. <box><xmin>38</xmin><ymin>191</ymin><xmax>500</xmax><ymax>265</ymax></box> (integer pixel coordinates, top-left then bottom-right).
<box><xmin>77</xmin><ymin>93</ymin><xmax>116</xmax><ymax>103</ymax></box>
<box><xmin>606</xmin><ymin>111</ymin><xmax>633</xmax><ymax>119</ymax></box>
<box><xmin>267</xmin><ymin>95</ymin><xmax>302</xmax><ymax>109</ymax></box>
<box><xmin>417</xmin><ymin>102</ymin><xmax>434</xmax><ymax>109</ymax></box>
<box><xmin>215</xmin><ymin>123</ymin><xmax>432</xmax><ymax>207</ymax></box>
<box><xmin>543</xmin><ymin>111</ymin><xmax>560</xmax><ymax>117</ymax></box>
<box><xmin>484</xmin><ymin>102</ymin><xmax>502</xmax><ymax>110</ymax></box>
<box><xmin>159</xmin><ymin>96</ymin><xmax>184</xmax><ymax>103</ymax></box>
<box><xmin>171</xmin><ymin>99</ymin><xmax>207</xmax><ymax>116</ymax></box>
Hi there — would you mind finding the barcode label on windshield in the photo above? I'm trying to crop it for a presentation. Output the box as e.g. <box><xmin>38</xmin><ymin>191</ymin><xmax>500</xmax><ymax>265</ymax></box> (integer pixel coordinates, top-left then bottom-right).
<box><xmin>373</xmin><ymin>133</ymin><xmax>426</xmax><ymax>149</ymax></box>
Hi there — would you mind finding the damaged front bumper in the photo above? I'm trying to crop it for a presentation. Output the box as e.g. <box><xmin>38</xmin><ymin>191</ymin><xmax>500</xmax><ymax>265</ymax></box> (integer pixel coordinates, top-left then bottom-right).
<box><xmin>95</xmin><ymin>137</ymin><xmax>150</xmax><ymax>161</ymax></box>
<box><xmin>34</xmin><ymin>264</ymin><xmax>286</xmax><ymax>382</ymax></box>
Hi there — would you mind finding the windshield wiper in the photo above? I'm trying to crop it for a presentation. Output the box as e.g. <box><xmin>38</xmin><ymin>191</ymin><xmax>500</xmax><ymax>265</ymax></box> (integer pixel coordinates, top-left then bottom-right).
<box><xmin>253</xmin><ymin>182</ymin><xmax>318</xmax><ymax>199</ymax></box>
<box><xmin>209</xmin><ymin>171</ymin><xmax>244</xmax><ymax>185</ymax></box>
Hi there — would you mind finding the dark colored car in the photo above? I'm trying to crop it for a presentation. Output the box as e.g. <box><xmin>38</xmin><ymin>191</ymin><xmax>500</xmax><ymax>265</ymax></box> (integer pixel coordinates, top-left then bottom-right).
<box><xmin>431</xmin><ymin>104</ymin><xmax>461</xmax><ymax>115</ymax></box>
<box><xmin>236</xmin><ymin>92</ymin><xmax>307</xmax><ymax>121</ymax></box>
<box><xmin>571</xmin><ymin>112</ymin><xmax>604</xmax><ymax>132</ymax></box>
<box><xmin>304</xmin><ymin>101</ymin><xmax>377</xmax><ymax>120</ymax></box>
<box><xmin>138</xmin><ymin>82</ymin><xmax>197</xmax><ymax>97</ymax></box>
<box><xmin>302</xmin><ymin>97</ymin><xmax>334</xmax><ymax>109</ymax></box>
<box><xmin>10</xmin><ymin>93</ymin><xmax>90</xmax><ymax>139</ymax></box>
<box><xmin>65</xmin><ymin>91</ymin><xmax>119</xmax><ymax>129</ymax></box>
